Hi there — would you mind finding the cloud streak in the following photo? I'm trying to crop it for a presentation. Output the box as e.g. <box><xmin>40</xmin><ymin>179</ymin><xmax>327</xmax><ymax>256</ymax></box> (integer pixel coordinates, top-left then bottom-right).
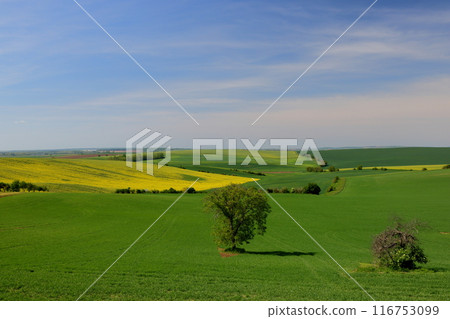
<box><xmin>0</xmin><ymin>1</ymin><xmax>449</xmax><ymax>149</ymax></box>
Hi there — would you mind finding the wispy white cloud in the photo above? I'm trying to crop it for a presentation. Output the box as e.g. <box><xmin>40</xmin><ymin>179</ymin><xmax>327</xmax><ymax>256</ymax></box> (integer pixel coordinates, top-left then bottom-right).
<box><xmin>1</xmin><ymin>1</ymin><xmax>450</xmax><ymax>150</ymax></box>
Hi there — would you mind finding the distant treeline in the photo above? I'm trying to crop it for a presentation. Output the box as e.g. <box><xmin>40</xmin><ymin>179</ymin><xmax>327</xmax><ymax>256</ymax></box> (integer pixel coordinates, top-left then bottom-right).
<box><xmin>230</xmin><ymin>168</ymin><xmax>265</xmax><ymax>176</ymax></box>
<box><xmin>115</xmin><ymin>187</ymin><xmax>197</xmax><ymax>194</ymax></box>
<box><xmin>111</xmin><ymin>153</ymin><xmax>165</xmax><ymax>161</ymax></box>
<box><xmin>306</xmin><ymin>165</ymin><xmax>339</xmax><ymax>172</ymax></box>
<box><xmin>0</xmin><ymin>180</ymin><xmax>49</xmax><ymax>192</ymax></box>
<box><xmin>267</xmin><ymin>182</ymin><xmax>321</xmax><ymax>195</ymax></box>
<box><xmin>0</xmin><ymin>150</ymin><xmax>114</xmax><ymax>157</ymax></box>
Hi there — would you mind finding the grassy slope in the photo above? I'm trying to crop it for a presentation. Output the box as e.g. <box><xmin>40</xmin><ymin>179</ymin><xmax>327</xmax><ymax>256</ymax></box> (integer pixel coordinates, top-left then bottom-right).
<box><xmin>166</xmin><ymin>149</ymin><xmax>314</xmax><ymax>175</ymax></box>
<box><xmin>252</xmin><ymin>169</ymin><xmax>402</xmax><ymax>194</ymax></box>
<box><xmin>167</xmin><ymin>149</ymin><xmax>333</xmax><ymax>193</ymax></box>
<box><xmin>0</xmin><ymin>170</ymin><xmax>448</xmax><ymax>300</ymax></box>
<box><xmin>321</xmin><ymin>147</ymin><xmax>450</xmax><ymax>168</ymax></box>
<box><xmin>164</xmin><ymin>148</ymin><xmax>450</xmax><ymax>194</ymax></box>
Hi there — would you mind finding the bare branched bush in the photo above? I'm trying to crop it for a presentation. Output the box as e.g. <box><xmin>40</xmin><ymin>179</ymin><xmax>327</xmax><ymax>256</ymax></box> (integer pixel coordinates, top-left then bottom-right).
<box><xmin>372</xmin><ymin>218</ymin><xmax>428</xmax><ymax>270</ymax></box>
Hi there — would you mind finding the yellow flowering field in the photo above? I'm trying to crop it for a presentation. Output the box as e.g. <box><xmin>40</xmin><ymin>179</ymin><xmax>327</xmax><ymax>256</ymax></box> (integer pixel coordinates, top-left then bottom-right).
<box><xmin>0</xmin><ymin>158</ymin><xmax>254</xmax><ymax>192</ymax></box>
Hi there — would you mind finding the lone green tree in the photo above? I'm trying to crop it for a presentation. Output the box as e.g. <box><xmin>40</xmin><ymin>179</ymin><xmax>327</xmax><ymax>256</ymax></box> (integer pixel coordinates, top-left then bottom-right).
<box><xmin>204</xmin><ymin>184</ymin><xmax>271</xmax><ymax>251</ymax></box>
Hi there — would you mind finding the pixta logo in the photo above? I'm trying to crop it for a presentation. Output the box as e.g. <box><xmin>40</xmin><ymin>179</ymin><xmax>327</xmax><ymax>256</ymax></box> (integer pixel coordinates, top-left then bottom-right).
<box><xmin>126</xmin><ymin>128</ymin><xmax>172</xmax><ymax>176</ymax></box>
<box><xmin>193</xmin><ymin>138</ymin><xmax>325</xmax><ymax>166</ymax></box>
<box><xmin>126</xmin><ymin>129</ymin><xmax>325</xmax><ymax>175</ymax></box>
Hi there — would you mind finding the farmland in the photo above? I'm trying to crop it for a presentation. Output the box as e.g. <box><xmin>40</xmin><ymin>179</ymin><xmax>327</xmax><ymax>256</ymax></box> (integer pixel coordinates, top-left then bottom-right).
<box><xmin>319</xmin><ymin>147</ymin><xmax>450</xmax><ymax>168</ymax></box>
<box><xmin>0</xmin><ymin>148</ymin><xmax>449</xmax><ymax>300</ymax></box>
<box><xmin>0</xmin><ymin>157</ymin><xmax>254</xmax><ymax>192</ymax></box>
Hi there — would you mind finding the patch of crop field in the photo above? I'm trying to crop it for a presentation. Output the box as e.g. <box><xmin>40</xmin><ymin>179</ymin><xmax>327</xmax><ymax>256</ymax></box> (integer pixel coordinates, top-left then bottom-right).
<box><xmin>143</xmin><ymin>148</ymin><xmax>450</xmax><ymax>177</ymax></box>
<box><xmin>252</xmin><ymin>169</ymin><xmax>400</xmax><ymax>194</ymax></box>
<box><xmin>0</xmin><ymin>158</ymin><xmax>253</xmax><ymax>192</ymax></box>
<box><xmin>159</xmin><ymin>149</ymin><xmax>314</xmax><ymax>176</ymax></box>
<box><xmin>0</xmin><ymin>170</ymin><xmax>448</xmax><ymax>300</ymax></box>
<box><xmin>321</xmin><ymin>147</ymin><xmax>450</xmax><ymax>168</ymax></box>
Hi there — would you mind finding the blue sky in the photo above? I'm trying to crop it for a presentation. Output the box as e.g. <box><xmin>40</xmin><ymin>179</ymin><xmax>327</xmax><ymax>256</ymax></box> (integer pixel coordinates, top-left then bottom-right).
<box><xmin>1</xmin><ymin>0</ymin><xmax>449</xmax><ymax>150</ymax></box>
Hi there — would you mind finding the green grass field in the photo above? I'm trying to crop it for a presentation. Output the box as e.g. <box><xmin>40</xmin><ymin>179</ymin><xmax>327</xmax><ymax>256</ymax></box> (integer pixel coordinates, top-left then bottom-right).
<box><xmin>163</xmin><ymin>149</ymin><xmax>314</xmax><ymax>175</ymax></box>
<box><xmin>1</xmin><ymin>167</ymin><xmax>449</xmax><ymax>300</ymax></box>
<box><xmin>320</xmin><ymin>147</ymin><xmax>450</xmax><ymax>168</ymax></box>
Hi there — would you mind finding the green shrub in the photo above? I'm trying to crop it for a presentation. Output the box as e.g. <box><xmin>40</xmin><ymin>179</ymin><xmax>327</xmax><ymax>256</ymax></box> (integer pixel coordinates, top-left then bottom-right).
<box><xmin>290</xmin><ymin>187</ymin><xmax>303</xmax><ymax>194</ymax></box>
<box><xmin>160</xmin><ymin>187</ymin><xmax>180</xmax><ymax>193</ymax></box>
<box><xmin>332</xmin><ymin>176</ymin><xmax>340</xmax><ymax>183</ymax></box>
<box><xmin>281</xmin><ymin>187</ymin><xmax>290</xmax><ymax>193</ymax></box>
<box><xmin>186</xmin><ymin>187</ymin><xmax>196</xmax><ymax>194</ymax></box>
<box><xmin>443</xmin><ymin>164</ymin><xmax>450</xmax><ymax>169</ymax></box>
<box><xmin>303</xmin><ymin>183</ymin><xmax>321</xmax><ymax>195</ymax></box>
<box><xmin>326</xmin><ymin>185</ymin><xmax>336</xmax><ymax>192</ymax></box>
<box><xmin>388</xmin><ymin>246</ymin><xmax>428</xmax><ymax>270</ymax></box>
<box><xmin>0</xmin><ymin>182</ymin><xmax>8</xmax><ymax>192</ymax></box>
<box><xmin>306</xmin><ymin>166</ymin><xmax>323</xmax><ymax>172</ymax></box>
<box><xmin>10</xmin><ymin>180</ymin><xmax>20</xmax><ymax>192</ymax></box>
<box><xmin>0</xmin><ymin>180</ymin><xmax>48</xmax><ymax>193</ymax></box>
<box><xmin>356</xmin><ymin>165</ymin><xmax>363</xmax><ymax>170</ymax></box>
<box><xmin>372</xmin><ymin>218</ymin><xmax>428</xmax><ymax>270</ymax></box>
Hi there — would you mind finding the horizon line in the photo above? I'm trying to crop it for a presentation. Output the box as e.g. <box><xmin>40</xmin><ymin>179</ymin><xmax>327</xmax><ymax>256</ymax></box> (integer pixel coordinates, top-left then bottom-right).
<box><xmin>1</xmin><ymin>145</ymin><xmax>450</xmax><ymax>153</ymax></box>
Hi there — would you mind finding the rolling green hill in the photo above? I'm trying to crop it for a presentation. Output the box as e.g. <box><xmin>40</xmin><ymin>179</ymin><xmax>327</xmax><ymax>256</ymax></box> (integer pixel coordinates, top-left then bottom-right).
<box><xmin>1</xmin><ymin>169</ymin><xmax>448</xmax><ymax>300</ymax></box>
<box><xmin>164</xmin><ymin>149</ymin><xmax>313</xmax><ymax>175</ymax></box>
<box><xmin>320</xmin><ymin>147</ymin><xmax>450</xmax><ymax>168</ymax></box>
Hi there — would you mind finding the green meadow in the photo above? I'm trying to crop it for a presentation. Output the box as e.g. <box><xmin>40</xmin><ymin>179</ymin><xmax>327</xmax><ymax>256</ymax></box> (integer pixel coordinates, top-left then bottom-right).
<box><xmin>0</xmin><ymin>148</ymin><xmax>449</xmax><ymax>300</ymax></box>
<box><xmin>320</xmin><ymin>147</ymin><xmax>450</xmax><ymax>168</ymax></box>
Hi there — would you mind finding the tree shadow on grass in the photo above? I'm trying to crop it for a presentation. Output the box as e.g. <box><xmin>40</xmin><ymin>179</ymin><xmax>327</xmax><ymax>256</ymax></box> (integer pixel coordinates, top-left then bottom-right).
<box><xmin>244</xmin><ymin>250</ymin><xmax>316</xmax><ymax>257</ymax></box>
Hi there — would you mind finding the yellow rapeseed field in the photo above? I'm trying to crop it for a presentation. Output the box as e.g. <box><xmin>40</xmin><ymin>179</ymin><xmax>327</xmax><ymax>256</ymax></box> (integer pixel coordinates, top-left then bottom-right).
<box><xmin>0</xmin><ymin>158</ymin><xmax>254</xmax><ymax>192</ymax></box>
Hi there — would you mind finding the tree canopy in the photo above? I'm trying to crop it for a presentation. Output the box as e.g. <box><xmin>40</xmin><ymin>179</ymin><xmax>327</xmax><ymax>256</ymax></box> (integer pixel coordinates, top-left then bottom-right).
<box><xmin>204</xmin><ymin>184</ymin><xmax>271</xmax><ymax>251</ymax></box>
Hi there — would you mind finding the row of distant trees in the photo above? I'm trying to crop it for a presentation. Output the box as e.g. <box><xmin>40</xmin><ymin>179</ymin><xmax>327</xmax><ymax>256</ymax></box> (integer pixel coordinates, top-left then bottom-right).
<box><xmin>115</xmin><ymin>187</ymin><xmax>197</xmax><ymax>194</ymax></box>
<box><xmin>307</xmin><ymin>165</ymin><xmax>339</xmax><ymax>172</ymax></box>
<box><xmin>0</xmin><ymin>180</ymin><xmax>48</xmax><ymax>192</ymax></box>
<box><xmin>266</xmin><ymin>182</ymin><xmax>321</xmax><ymax>195</ymax></box>
<box><xmin>312</xmin><ymin>164</ymin><xmax>450</xmax><ymax>172</ymax></box>
<box><xmin>111</xmin><ymin>153</ymin><xmax>165</xmax><ymax>161</ymax></box>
